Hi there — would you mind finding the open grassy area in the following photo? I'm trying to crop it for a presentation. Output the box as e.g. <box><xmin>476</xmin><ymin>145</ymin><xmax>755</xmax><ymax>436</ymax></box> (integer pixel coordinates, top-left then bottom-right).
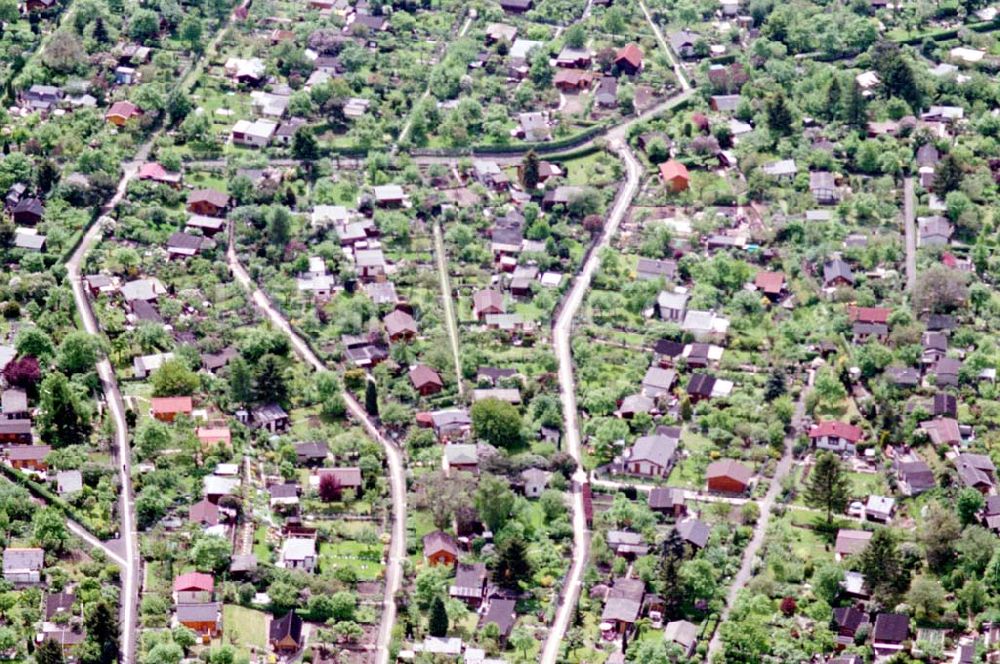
<box><xmin>319</xmin><ymin>540</ymin><xmax>383</xmax><ymax>581</ymax></box>
<box><xmin>218</xmin><ymin>605</ymin><xmax>268</xmax><ymax>659</ymax></box>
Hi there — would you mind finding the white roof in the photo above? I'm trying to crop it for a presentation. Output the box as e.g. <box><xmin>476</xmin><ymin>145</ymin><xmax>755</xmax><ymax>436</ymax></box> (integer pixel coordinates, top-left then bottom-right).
<box><xmin>281</xmin><ymin>537</ymin><xmax>316</xmax><ymax>561</ymax></box>
<box><xmin>682</xmin><ymin>310</ymin><xmax>729</xmax><ymax>335</ymax></box>
<box><xmin>540</xmin><ymin>272</ymin><xmax>562</xmax><ymax>288</ymax></box>
<box><xmin>373</xmin><ymin>184</ymin><xmax>405</xmax><ymax>200</ymax></box>
<box><xmin>710</xmin><ymin>379</ymin><xmax>734</xmax><ymax>398</ymax></box>
<box><xmin>928</xmin><ymin>63</ymin><xmax>959</xmax><ymax>77</ymax></box>
<box><xmin>761</xmin><ymin>159</ymin><xmax>797</xmax><ymax>177</ymax></box>
<box><xmin>420</xmin><ymin>637</ymin><xmax>463</xmax><ymax>655</ymax></box>
<box><xmin>657</xmin><ymin>290</ymin><xmax>689</xmax><ymax>310</ymax></box>
<box><xmin>855</xmin><ymin>71</ymin><xmax>879</xmax><ymax>88</ymax></box>
<box><xmin>509</xmin><ymin>39</ymin><xmax>542</xmax><ymax>61</ymax></box>
<box><xmin>225</xmin><ymin>57</ymin><xmax>266</xmax><ymax>79</ymax></box>
<box><xmin>866</xmin><ymin>494</ymin><xmax>895</xmax><ymax>514</ymax></box>
<box><xmin>232</xmin><ymin>119</ymin><xmax>278</xmax><ymax>140</ymax></box>
<box><xmin>311</xmin><ymin>205</ymin><xmax>349</xmax><ymax>226</ymax></box>
<box><xmin>215</xmin><ymin>463</ymin><xmax>240</xmax><ymax>476</ymax></box>
<box><xmin>203</xmin><ymin>476</ymin><xmax>239</xmax><ymax>497</ymax></box>
<box><xmin>134</xmin><ymin>351</ymin><xmax>173</xmax><ymax>372</ymax></box>
<box><xmin>950</xmin><ymin>46</ymin><xmax>985</xmax><ymax>63</ymax></box>
<box><xmin>249</xmin><ymin>90</ymin><xmax>290</xmax><ymax>117</ymax></box>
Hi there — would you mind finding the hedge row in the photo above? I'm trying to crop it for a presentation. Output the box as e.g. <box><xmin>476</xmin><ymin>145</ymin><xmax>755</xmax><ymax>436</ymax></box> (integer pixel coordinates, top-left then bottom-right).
<box><xmin>0</xmin><ymin>463</ymin><xmax>113</xmax><ymax>541</ymax></box>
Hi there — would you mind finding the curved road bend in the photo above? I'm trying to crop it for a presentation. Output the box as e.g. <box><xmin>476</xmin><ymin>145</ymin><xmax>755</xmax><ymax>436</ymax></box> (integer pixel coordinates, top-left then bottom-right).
<box><xmin>226</xmin><ymin>241</ymin><xmax>406</xmax><ymax>664</ymax></box>
<box><xmin>539</xmin><ymin>141</ymin><xmax>642</xmax><ymax>664</ymax></box>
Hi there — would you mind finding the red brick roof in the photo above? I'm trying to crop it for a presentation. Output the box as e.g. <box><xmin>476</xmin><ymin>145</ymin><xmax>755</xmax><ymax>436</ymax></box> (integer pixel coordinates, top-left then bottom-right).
<box><xmin>615</xmin><ymin>43</ymin><xmax>643</xmax><ymax>68</ymax></box>
<box><xmin>173</xmin><ymin>572</ymin><xmax>214</xmax><ymax>593</ymax></box>
<box><xmin>659</xmin><ymin>160</ymin><xmax>690</xmax><ymax>184</ymax></box>
<box><xmin>754</xmin><ymin>271</ymin><xmax>785</xmax><ymax>294</ymax></box>
<box><xmin>138</xmin><ymin>163</ymin><xmax>168</xmax><ymax>180</ymax></box>
<box><xmin>106</xmin><ymin>100</ymin><xmax>140</xmax><ymax>119</ymax></box>
<box><xmin>151</xmin><ymin>396</ymin><xmax>193</xmax><ymax>415</ymax></box>
<box><xmin>809</xmin><ymin>420</ymin><xmax>863</xmax><ymax>442</ymax></box>
<box><xmin>848</xmin><ymin>305</ymin><xmax>891</xmax><ymax>324</ymax></box>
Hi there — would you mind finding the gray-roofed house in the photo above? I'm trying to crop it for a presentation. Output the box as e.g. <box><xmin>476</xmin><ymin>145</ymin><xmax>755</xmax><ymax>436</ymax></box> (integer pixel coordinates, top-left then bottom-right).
<box><xmin>56</xmin><ymin>470</ymin><xmax>83</xmax><ymax>496</ymax></box>
<box><xmin>677</xmin><ymin>517</ymin><xmax>711</xmax><ymax>548</ymax></box>
<box><xmin>623</xmin><ymin>433</ymin><xmax>678</xmax><ymax>477</ymax></box>
<box><xmin>823</xmin><ymin>259</ymin><xmax>854</xmax><ymax>287</ymax></box>
<box><xmin>252</xmin><ymin>404</ymin><xmax>289</xmax><ymax>432</ymax></box>
<box><xmin>3</xmin><ymin>547</ymin><xmax>44</xmax><ymax>584</ymax></box>
<box><xmin>648</xmin><ymin>486</ymin><xmax>687</xmax><ymax>517</ymax></box>
<box><xmin>279</xmin><ymin>537</ymin><xmax>316</xmax><ymax>572</ymax></box>
<box><xmin>480</xmin><ymin>598</ymin><xmax>517</xmax><ymax>644</ymax></box>
<box><xmin>601</xmin><ymin>577</ymin><xmax>644</xmax><ymax>634</ymax></box>
<box><xmin>809</xmin><ymin>171</ymin><xmax>838</xmax><ymax>204</ymax></box>
<box><xmin>641</xmin><ymin>367</ymin><xmax>677</xmax><ymax>398</ymax></box>
<box><xmin>667</xmin><ymin>30</ymin><xmax>702</xmax><ymax>59</ymax></box>
<box><xmin>918</xmin><ymin>216</ymin><xmax>953</xmax><ymax>247</ymax></box>
<box><xmin>664</xmin><ymin>620</ymin><xmax>698</xmax><ymax>657</ymax></box>
<box><xmin>1</xmin><ymin>389</ymin><xmax>28</xmax><ymax>420</ymax></box>
<box><xmin>761</xmin><ymin>159</ymin><xmax>797</xmax><ymax>180</ymax></box>
<box><xmin>657</xmin><ymin>291</ymin><xmax>689</xmax><ymax>322</ymax></box>
<box><xmin>517</xmin><ymin>112</ymin><xmax>551</xmax><ymax>142</ymax></box>
<box><xmin>521</xmin><ymin>467</ymin><xmax>550</xmax><ymax>498</ymax></box>
<box><xmin>897</xmin><ymin>459</ymin><xmax>935</xmax><ymax>495</ymax></box>
<box><xmin>450</xmin><ymin>562</ymin><xmax>488</xmax><ymax>607</ymax></box>
<box><xmin>636</xmin><ymin>258</ymin><xmax>677</xmax><ymax>281</ymax></box>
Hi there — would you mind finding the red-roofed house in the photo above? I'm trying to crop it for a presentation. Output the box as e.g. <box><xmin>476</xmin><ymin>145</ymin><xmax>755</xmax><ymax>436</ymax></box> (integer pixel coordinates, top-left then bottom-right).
<box><xmin>754</xmin><ymin>271</ymin><xmax>786</xmax><ymax>300</ymax></box>
<box><xmin>615</xmin><ymin>43</ymin><xmax>643</xmax><ymax>75</ymax></box>
<box><xmin>706</xmin><ymin>459</ymin><xmax>752</xmax><ymax>493</ymax></box>
<box><xmin>659</xmin><ymin>160</ymin><xmax>690</xmax><ymax>193</ymax></box>
<box><xmin>105</xmin><ymin>101</ymin><xmax>141</xmax><ymax>126</ymax></box>
<box><xmin>809</xmin><ymin>421</ymin><xmax>863</xmax><ymax>453</ymax></box>
<box><xmin>151</xmin><ymin>397</ymin><xmax>193</xmax><ymax>422</ymax></box>
<box><xmin>848</xmin><ymin>306</ymin><xmax>891</xmax><ymax>325</ymax></box>
<box><xmin>173</xmin><ymin>572</ymin><xmax>214</xmax><ymax>604</ymax></box>
<box><xmin>138</xmin><ymin>163</ymin><xmax>182</xmax><ymax>187</ymax></box>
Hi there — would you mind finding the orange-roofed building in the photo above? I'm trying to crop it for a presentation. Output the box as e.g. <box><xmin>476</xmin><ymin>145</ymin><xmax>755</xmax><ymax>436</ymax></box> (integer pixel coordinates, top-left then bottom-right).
<box><xmin>659</xmin><ymin>160</ymin><xmax>690</xmax><ymax>193</ymax></box>
<box><xmin>151</xmin><ymin>397</ymin><xmax>193</xmax><ymax>422</ymax></box>
<box><xmin>105</xmin><ymin>101</ymin><xmax>141</xmax><ymax>126</ymax></box>
<box><xmin>615</xmin><ymin>43</ymin><xmax>643</xmax><ymax>75</ymax></box>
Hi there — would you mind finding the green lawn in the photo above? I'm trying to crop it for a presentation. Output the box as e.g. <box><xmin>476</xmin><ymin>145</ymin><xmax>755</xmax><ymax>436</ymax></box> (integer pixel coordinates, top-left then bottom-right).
<box><xmin>218</xmin><ymin>605</ymin><xmax>268</xmax><ymax>658</ymax></box>
<box><xmin>319</xmin><ymin>540</ymin><xmax>383</xmax><ymax>581</ymax></box>
<box><xmin>252</xmin><ymin>527</ymin><xmax>272</xmax><ymax>565</ymax></box>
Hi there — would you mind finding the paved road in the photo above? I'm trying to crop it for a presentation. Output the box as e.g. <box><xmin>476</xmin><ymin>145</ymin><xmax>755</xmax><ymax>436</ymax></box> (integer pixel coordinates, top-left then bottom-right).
<box><xmin>539</xmin><ymin>139</ymin><xmax>642</xmax><ymax>664</ymax></box>
<box><xmin>903</xmin><ymin>176</ymin><xmax>916</xmax><ymax>292</ymax></box>
<box><xmin>58</xmin><ymin>17</ymin><xmax>240</xmax><ymax>664</ymax></box>
<box><xmin>226</xmin><ymin>239</ymin><xmax>407</xmax><ymax>664</ymax></box>
<box><xmin>67</xmin><ymin>224</ymin><xmax>139</xmax><ymax>664</ymax></box>
<box><xmin>432</xmin><ymin>222</ymin><xmax>464</xmax><ymax>396</ymax></box>
<box><xmin>706</xmin><ymin>375</ymin><xmax>812</xmax><ymax>660</ymax></box>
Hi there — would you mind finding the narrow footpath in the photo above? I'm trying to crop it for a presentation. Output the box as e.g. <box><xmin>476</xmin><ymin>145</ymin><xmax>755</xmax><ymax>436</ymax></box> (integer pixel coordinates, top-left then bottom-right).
<box><xmin>226</xmin><ymin>238</ymin><xmax>407</xmax><ymax>664</ymax></box>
